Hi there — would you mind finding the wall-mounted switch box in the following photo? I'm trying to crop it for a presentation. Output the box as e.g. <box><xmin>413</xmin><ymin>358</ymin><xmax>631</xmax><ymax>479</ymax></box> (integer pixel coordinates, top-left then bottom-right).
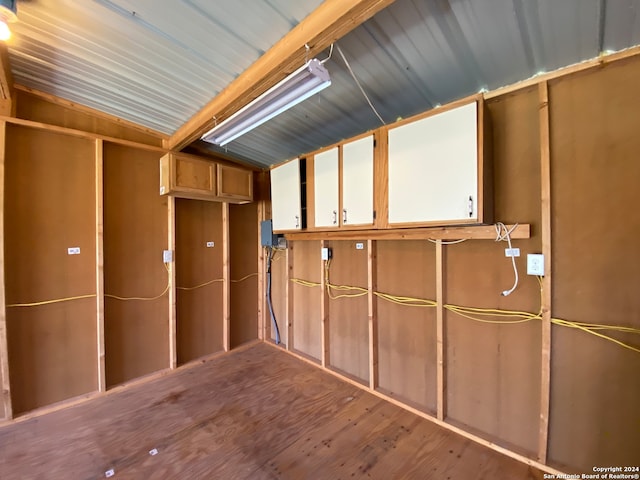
<box><xmin>527</xmin><ymin>254</ymin><xmax>544</xmax><ymax>276</ymax></box>
<box><xmin>260</xmin><ymin>219</ymin><xmax>279</xmax><ymax>247</ymax></box>
<box><xmin>321</xmin><ymin>247</ymin><xmax>332</xmax><ymax>261</ymax></box>
<box><xmin>163</xmin><ymin>250</ymin><xmax>174</xmax><ymax>263</ymax></box>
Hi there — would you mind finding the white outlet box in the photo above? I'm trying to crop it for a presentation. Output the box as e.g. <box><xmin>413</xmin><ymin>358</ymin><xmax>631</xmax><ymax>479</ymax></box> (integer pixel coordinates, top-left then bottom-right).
<box><xmin>105</xmin><ymin>469</ymin><xmax>115</xmax><ymax>478</ymax></box>
<box><xmin>527</xmin><ymin>254</ymin><xmax>545</xmax><ymax>276</ymax></box>
<box><xmin>67</xmin><ymin>247</ymin><xmax>81</xmax><ymax>255</ymax></box>
<box><xmin>321</xmin><ymin>247</ymin><xmax>331</xmax><ymax>261</ymax></box>
<box><xmin>355</xmin><ymin>242</ymin><xmax>364</xmax><ymax>250</ymax></box>
<box><xmin>163</xmin><ymin>250</ymin><xmax>174</xmax><ymax>263</ymax></box>
<box><xmin>206</xmin><ymin>241</ymin><xmax>215</xmax><ymax>248</ymax></box>
<box><xmin>505</xmin><ymin>248</ymin><xmax>520</xmax><ymax>257</ymax></box>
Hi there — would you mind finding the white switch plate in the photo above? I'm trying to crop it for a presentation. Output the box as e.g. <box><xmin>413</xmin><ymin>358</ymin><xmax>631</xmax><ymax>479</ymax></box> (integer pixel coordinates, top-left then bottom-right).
<box><xmin>163</xmin><ymin>250</ymin><xmax>173</xmax><ymax>263</ymax></box>
<box><xmin>68</xmin><ymin>247</ymin><xmax>81</xmax><ymax>255</ymax></box>
<box><xmin>355</xmin><ymin>242</ymin><xmax>364</xmax><ymax>250</ymax></box>
<box><xmin>206</xmin><ymin>241</ymin><xmax>215</xmax><ymax>248</ymax></box>
<box><xmin>527</xmin><ymin>254</ymin><xmax>545</xmax><ymax>276</ymax></box>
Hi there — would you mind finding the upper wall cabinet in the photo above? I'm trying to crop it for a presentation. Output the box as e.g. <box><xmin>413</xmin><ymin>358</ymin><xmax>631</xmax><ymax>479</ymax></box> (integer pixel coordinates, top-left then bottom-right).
<box><xmin>160</xmin><ymin>152</ymin><xmax>253</xmax><ymax>204</ymax></box>
<box><xmin>387</xmin><ymin>100</ymin><xmax>491</xmax><ymax>225</ymax></box>
<box><xmin>271</xmin><ymin>159</ymin><xmax>303</xmax><ymax>231</ymax></box>
<box><xmin>311</xmin><ymin>135</ymin><xmax>374</xmax><ymax>229</ymax></box>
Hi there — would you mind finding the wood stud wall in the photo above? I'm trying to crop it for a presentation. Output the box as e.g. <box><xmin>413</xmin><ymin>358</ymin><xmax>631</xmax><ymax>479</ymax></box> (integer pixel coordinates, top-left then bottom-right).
<box><xmin>0</xmin><ymin>93</ymin><xmax>259</xmax><ymax>420</ymax></box>
<box><xmin>271</xmin><ymin>53</ymin><xmax>640</xmax><ymax>475</ymax></box>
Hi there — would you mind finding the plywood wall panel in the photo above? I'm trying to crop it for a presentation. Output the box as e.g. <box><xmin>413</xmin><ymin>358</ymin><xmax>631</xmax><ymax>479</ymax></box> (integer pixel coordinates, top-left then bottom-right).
<box><xmin>229</xmin><ymin>203</ymin><xmax>259</xmax><ymax>348</ymax></box>
<box><xmin>327</xmin><ymin>241</ymin><xmax>369</xmax><ymax>383</ymax></box>
<box><xmin>103</xmin><ymin>143</ymin><xmax>169</xmax><ymax>387</ymax></box>
<box><xmin>376</xmin><ymin>240</ymin><xmax>437</xmax><ymax>412</ymax></box>
<box><xmin>4</xmin><ymin>125</ymin><xmax>97</xmax><ymax>413</ymax></box>
<box><xmin>291</xmin><ymin>241</ymin><xmax>322</xmax><ymax>361</ymax></box>
<box><xmin>175</xmin><ymin>199</ymin><xmax>224</xmax><ymax>363</ymax></box>
<box><xmin>445</xmin><ymin>88</ymin><xmax>542</xmax><ymax>455</ymax></box>
<box><xmin>547</xmin><ymin>59</ymin><xmax>640</xmax><ymax>472</ymax></box>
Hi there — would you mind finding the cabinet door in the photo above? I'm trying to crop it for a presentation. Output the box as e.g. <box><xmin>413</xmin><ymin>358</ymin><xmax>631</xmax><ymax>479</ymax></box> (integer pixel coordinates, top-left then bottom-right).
<box><xmin>216</xmin><ymin>164</ymin><xmax>253</xmax><ymax>203</ymax></box>
<box><xmin>342</xmin><ymin>135</ymin><xmax>374</xmax><ymax>226</ymax></box>
<box><xmin>271</xmin><ymin>159</ymin><xmax>302</xmax><ymax>231</ymax></box>
<box><xmin>388</xmin><ymin>102</ymin><xmax>478</xmax><ymax>224</ymax></box>
<box><xmin>313</xmin><ymin>148</ymin><xmax>339</xmax><ymax>228</ymax></box>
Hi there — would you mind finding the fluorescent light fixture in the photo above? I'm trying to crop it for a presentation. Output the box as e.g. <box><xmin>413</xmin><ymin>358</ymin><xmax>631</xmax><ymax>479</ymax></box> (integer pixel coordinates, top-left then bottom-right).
<box><xmin>201</xmin><ymin>58</ymin><xmax>331</xmax><ymax>146</ymax></box>
<box><xmin>0</xmin><ymin>0</ymin><xmax>17</xmax><ymax>42</ymax></box>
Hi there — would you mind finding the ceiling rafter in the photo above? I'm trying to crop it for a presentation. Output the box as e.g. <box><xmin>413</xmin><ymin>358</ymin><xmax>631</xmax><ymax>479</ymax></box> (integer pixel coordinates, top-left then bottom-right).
<box><xmin>167</xmin><ymin>0</ymin><xmax>397</xmax><ymax>151</ymax></box>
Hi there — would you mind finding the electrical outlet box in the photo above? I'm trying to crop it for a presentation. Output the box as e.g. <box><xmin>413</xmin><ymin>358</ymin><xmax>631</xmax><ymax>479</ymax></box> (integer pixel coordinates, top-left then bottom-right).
<box><xmin>505</xmin><ymin>247</ymin><xmax>520</xmax><ymax>257</ymax></box>
<box><xmin>355</xmin><ymin>242</ymin><xmax>364</xmax><ymax>250</ymax></box>
<box><xmin>321</xmin><ymin>247</ymin><xmax>332</xmax><ymax>260</ymax></box>
<box><xmin>527</xmin><ymin>254</ymin><xmax>544</xmax><ymax>276</ymax></box>
<box><xmin>206</xmin><ymin>241</ymin><xmax>215</xmax><ymax>248</ymax></box>
<box><xmin>163</xmin><ymin>250</ymin><xmax>174</xmax><ymax>263</ymax></box>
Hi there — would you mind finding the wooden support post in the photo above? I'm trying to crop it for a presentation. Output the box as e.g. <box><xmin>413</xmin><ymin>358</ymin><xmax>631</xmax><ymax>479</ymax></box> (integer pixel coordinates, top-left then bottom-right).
<box><xmin>0</xmin><ymin>121</ymin><xmax>12</xmax><ymax>419</ymax></box>
<box><xmin>222</xmin><ymin>202</ymin><xmax>230</xmax><ymax>352</ymax></box>
<box><xmin>537</xmin><ymin>81</ymin><xmax>552</xmax><ymax>464</ymax></box>
<box><xmin>257</xmin><ymin>201</ymin><xmax>266</xmax><ymax>341</ymax></box>
<box><xmin>95</xmin><ymin>139</ymin><xmax>106</xmax><ymax>392</ymax></box>
<box><xmin>0</xmin><ymin>44</ymin><xmax>14</xmax><ymax>117</ymax></box>
<box><xmin>320</xmin><ymin>240</ymin><xmax>330</xmax><ymax>367</ymax></box>
<box><xmin>168</xmin><ymin>195</ymin><xmax>177</xmax><ymax>368</ymax></box>
<box><xmin>367</xmin><ymin>239</ymin><xmax>378</xmax><ymax>390</ymax></box>
<box><xmin>436</xmin><ymin>239</ymin><xmax>446</xmax><ymax>421</ymax></box>
<box><xmin>285</xmin><ymin>243</ymin><xmax>294</xmax><ymax>350</ymax></box>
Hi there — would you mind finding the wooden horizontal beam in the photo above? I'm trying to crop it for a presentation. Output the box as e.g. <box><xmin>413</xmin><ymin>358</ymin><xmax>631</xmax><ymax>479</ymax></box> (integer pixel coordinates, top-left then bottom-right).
<box><xmin>14</xmin><ymin>84</ymin><xmax>169</xmax><ymax>140</ymax></box>
<box><xmin>168</xmin><ymin>0</ymin><xmax>397</xmax><ymax>151</ymax></box>
<box><xmin>285</xmin><ymin>224</ymin><xmax>530</xmax><ymax>241</ymax></box>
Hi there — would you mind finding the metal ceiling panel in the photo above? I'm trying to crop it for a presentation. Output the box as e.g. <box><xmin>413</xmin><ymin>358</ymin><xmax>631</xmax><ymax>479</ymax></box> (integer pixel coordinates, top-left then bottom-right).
<box><xmin>7</xmin><ymin>0</ymin><xmax>323</xmax><ymax>134</ymax></box>
<box><xmin>5</xmin><ymin>0</ymin><xmax>640</xmax><ymax>166</ymax></box>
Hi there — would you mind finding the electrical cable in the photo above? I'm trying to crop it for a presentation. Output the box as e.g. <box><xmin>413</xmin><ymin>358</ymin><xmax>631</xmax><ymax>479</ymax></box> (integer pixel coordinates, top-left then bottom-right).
<box><xmin>6</xmin><ymin>293</ymin><xmax>97</xmax><ymax>308</ymax></box>
<box><xmin>290</xmin><ymin>265</ymin><xmax>639</xmax><ymax>354</ymax></box>
<box><xmin>319</xmin><ymin>43</ymin><xmax>334</xmax><ymax>64</ymax></box>
<box><xmin>104</xmin><ymin>263</ymin><xmax>171</xmax><ymax>301</ymax></box>
<box><xmin>177</xmin><ymin>273</ymin><xmax>258</xmax><ymax>291</ymax></box>
<box><xmin>427</xmin><ymin>238</ymin><xmax>468</xmax><ymax>245</ymax></box>
<box><xmin>495</xmin><ymin>222</ymin><xmax>519</xmax><ymax>296</ymax></box>
<box><xmin>335</xmin><ymin>43</ymin><xmax>386</xmax><ymax>126</ymax></box>
<box><xmin>266</xmin><ymin>247</ymin><xmax>281</xmax><ymax>344</ymax></box>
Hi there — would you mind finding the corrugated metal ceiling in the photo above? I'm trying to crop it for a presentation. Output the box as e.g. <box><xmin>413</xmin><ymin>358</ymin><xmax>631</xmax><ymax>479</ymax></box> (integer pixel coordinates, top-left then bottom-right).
<box><xmin>6</xmin><ymin>0</ymin><xmax>640</xmax><ymax>168</ymax></box>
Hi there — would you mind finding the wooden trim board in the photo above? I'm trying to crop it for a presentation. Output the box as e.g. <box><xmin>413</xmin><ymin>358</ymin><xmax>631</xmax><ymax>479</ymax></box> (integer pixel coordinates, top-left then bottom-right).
<box><xmin>435</xmin><ymin>239</ymin><xmax>446</xmax><ymax>421</ymax></box>
<box><xmin>285</xmin><ymin>244</ymin><xmax>294</xmax><ymax>350</ymax></box>
<box><xmin>320</xmin><ymin>240</ymin><xmax>330</xmax><ymax>368</ymax></box>
<box><xmin>0</xmin><ymin>121</ymin><xmax>11</xmax><ymax>419</ymax></box>
<box><xmin>367</xmin><ymin>240</ymin><xmax>378</xmax><ymax>390</ymax></box>
<box><xmin>168</xmin><ymin>196</ymin><xmax>177</xmax><ymax>368</ymax></box>
<box><xmin>222</xmin><ymin>203</ymin><xmax>231</xmax><ymax>352</ymax></box>
<box><xmin>95</xmin><ymin>140</ymin><xmax>106</xmax><ymax>392</ymax></box>
<box><xmin>537</xmin><ymin>81</ymin><xmax>552</xmax><ymax>464</ymax></box>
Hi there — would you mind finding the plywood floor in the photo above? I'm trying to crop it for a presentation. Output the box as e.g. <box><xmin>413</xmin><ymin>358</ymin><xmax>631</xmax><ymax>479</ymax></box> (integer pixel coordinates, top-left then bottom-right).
<box><xmin>0</xmin><ymin>343</ymin><xmax>544</xmax><ymax>480</ymax></box>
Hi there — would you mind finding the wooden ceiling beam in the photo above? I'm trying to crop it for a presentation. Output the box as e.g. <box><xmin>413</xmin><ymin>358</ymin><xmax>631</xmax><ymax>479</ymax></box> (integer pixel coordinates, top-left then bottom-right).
<box><xmin>0</xmin><ymin>43</ymin><xmax>14</xmax><ymax>117</ymax></box>
<box><xmin>167</xmin><ymin>0</ymin><xmax>396</xmax><ymax>151</ymax></box>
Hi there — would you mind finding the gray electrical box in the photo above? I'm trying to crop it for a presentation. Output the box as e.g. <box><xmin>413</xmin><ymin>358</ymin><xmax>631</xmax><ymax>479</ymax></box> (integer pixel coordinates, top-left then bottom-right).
<box><xmin>261</xmin><ymin>220</ymin><xmax>279</xmax><ymax>247</ymax></box>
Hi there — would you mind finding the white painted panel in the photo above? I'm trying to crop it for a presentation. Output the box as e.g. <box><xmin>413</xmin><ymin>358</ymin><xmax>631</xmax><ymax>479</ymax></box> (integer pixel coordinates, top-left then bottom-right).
<box><xmin>388</xmin><ymin>102</ymin><xmax>478</xmax><ymax>224</ymax></box>
<box><xmin>342</xmin><ymin>135</ymin><xmax>374</xmax><ymax>226</ymax></box>
<box><xmin>270</xmin><ymin>159</ymin><xmax>301</xmax><ymax>230</ymax></box>
<box><xmin>314</xmin><ymin>148</ymin><xmax>340</xmax><ymax>227</ymax></box>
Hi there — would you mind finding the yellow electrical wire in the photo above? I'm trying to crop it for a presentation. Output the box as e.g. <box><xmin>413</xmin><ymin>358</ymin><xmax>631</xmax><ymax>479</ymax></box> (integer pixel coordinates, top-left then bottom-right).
<box><xmin>105</xmin><ymin>263</ymin><xmax>170</xmax><ymax>301</ymax></box>
<box><xmin>231</xmin><ymin>273</ymin><xmax>258</xmax><ymax>283</ymax></box>
<box><xmin>177</xmin><ymin>279</ymin><xmax>224</xmax><ymax>291</ymax></box>
<box><xmin>291</xmin><ymin>263</ymin><xmax>639</xmax><ymax>354</ymax></box>
<box><xmin>6</xmin><ymin>293</ymin><xmax>97</xmax><ymax>308</ymax></box>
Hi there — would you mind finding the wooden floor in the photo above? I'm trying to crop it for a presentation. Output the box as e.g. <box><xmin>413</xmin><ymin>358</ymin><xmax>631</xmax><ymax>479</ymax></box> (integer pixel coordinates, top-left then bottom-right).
<box><xmin>0</xmin><ymin>342</ymin><xmax>544</xmax><ymax>479</ymax></box>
